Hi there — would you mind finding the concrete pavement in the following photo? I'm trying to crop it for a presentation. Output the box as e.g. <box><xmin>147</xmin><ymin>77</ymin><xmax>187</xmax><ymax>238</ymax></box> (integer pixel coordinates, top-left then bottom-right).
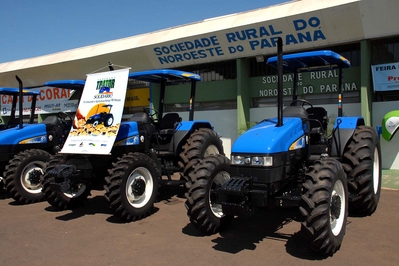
<box><xmin>382</xmin><ymin>169</ymin><xmax>399</xmax><ymax>190</ymax></box>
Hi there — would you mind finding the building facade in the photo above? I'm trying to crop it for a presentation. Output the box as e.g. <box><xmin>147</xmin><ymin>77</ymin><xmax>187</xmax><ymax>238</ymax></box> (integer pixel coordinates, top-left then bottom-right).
<box><xmin>0</xmin><ymin>0</ymin><xmax>399</xmax><ymax>168</ymax></box>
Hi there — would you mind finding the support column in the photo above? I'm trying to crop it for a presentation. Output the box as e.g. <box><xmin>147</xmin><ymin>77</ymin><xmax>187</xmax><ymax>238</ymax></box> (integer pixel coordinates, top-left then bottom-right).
<box><xmin>236</xmin><ymin>58</ymin><xmax>251</xmax><ymax>134</ymax></box>
<box><xmin>360</xmin><ymin>40</ymin><xmax>372</xmax><ymax>126</ymax></box>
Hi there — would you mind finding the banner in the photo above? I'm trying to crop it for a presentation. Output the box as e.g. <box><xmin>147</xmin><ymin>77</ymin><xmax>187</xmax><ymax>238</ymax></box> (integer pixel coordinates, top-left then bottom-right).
<box><xmin>61</xmin><ymin>68</ymin><xmax>129</xmax><ymax>155</ymax></box>
<box><xmin>371</xmin><ymin>63</ymin><xmax>399</xmax><ymax>92</ymax></box>
<box><xmin>1</xmin><ymin>88</ymin><xmax>78</xmax><ymax>116</ymax></box>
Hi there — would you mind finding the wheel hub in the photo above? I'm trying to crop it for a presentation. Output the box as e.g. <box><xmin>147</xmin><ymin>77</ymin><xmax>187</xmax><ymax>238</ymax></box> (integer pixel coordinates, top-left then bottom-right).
<box><xmin>28</xmin><ymin>169</ymin><xmax>42</xmax><ymax>185</ymax></box>
<box><xmin>331</xmin><ymin>194</ymin><xmax>342</xmax><ymax>220</ymax></box>
<box><xmin>131</xmin><ymin>177</ymin><xmax>146</xmax><ymax>197</ymax></box>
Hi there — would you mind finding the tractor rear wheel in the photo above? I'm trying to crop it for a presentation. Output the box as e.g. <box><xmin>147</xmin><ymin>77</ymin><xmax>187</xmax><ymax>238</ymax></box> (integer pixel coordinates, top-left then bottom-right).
<box><xmin>4</xmin><ymin>149</ymin><xmax>50</xmax><ymax>204</ymax></box>
<box><xmin>185</xmin><ymin>154</ymin><xmax>232</xmax><ymax>235</ymax></box>
<box><xmin>179</xmin><ymin>128</ymin><xmax>224</xmax><ymax>185</ymax></box>
<box><xmin>104</xmin><ymin>114</ymin><xmax>114</xmax><ymax>127</ymax></box>
<box><xmin>104</xmin><ymin>153</ymin><xmax>159</xmax><ymax>221</ymax></box>
<box><xmin>42</xmin><ymin>154</ymin><xmax>91</xmax><ymax>210</ymax></box>
<box><xmin>300</xmin><ymin>158</ymin><xmax>348</xmax><ymax>256</ymax></box>
<box><xmin>342</xmin><ymin>126</ymin><xmax>382</xmax><ymax>215</ymax></box>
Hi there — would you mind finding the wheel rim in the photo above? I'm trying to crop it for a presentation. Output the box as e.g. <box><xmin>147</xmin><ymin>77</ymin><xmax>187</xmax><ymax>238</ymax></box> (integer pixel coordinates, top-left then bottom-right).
<box><xmin>209</xmin><ymin>171</ymin><xmax>230</xmax><ymax>218</ymax></box>
<box><xmin>107</xmin><ymin>117</ymin><xmax>113</xmax><ymax>126</ymax></box>
<box><xmin>63</xmin><ymin>183</ymin><xmax>86</xmax><ymax>198</ymax></box>
<box><xmin>373</xmin><ymin>147</ymin><xmax>380</xmax><ymax>194</ymax></box>
<box><xmin>126</xmin><ymin>167</ymin><xmax>153</xmax><ymax>208</ymax></box>
<box><xmin>205</xmin><ymin>144</ymin><xmax>220</xmax><ymax>157</ymax></box>
<box><xmin>330</xmin><ymin>179</ymin><xmax>346</xmax><ymax>236</ymax></box>
<box><xmin>21</xmin><ymin>161</ymin><xmax>46</xmax><ymax>194</ymax></box>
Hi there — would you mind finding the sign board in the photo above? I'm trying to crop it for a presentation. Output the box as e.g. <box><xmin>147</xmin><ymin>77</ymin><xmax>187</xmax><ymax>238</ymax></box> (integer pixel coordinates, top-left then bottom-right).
<box><xmin>124</xmin><ymin>87</ymin><xmax>150</xmax><ymax>107</ymax></box>
<box><xmin>61</xmin><ymin>68</ymin><xmax>129</xmax><ymax>155</ymax></box>
<box><xmin>371</xmin><ymin>63</ymin><xmax>399</xmax><ymax>92</ymax></box>
<box><xmin>1</xmin><ymin>88</ymin><xmax>78</xmax><ymax>116</ymax></box>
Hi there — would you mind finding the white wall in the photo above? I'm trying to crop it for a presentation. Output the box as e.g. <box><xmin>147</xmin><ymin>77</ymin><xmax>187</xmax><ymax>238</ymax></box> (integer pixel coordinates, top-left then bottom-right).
<box><xmin>178</xmin><ymin>109</ymin><xmax>237</xmax><ymax>156</ymax></box>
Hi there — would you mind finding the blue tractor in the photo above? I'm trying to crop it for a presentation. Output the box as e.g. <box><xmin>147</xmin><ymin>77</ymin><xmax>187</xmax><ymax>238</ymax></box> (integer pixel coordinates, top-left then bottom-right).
<box><xmin>41</xmin><ymin>69</ymin><xmax>224</xmax><ymax>222</ymax></box>
<box><xmin>184</xmin><ymin>39</ymin><xmax>381</xmax><ymax>256</ymax></box>
<box><xmin>85</xmin><ymin>104</ymin><xmax>114</xmax><ymax>127</ymax></box>
<box><xmin>0</xmin><ymin>82</ymin><xmax>41</xmax><ymax>189</ymax></box>
<box><xmin>1</xmin><ymin>78</ymin><xmax>85</xmax><ymax>204</ymax></box>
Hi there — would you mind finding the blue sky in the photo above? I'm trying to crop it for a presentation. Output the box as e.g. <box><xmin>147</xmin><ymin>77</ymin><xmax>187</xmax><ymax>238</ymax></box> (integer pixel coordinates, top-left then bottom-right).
<box><xmin>0</xmin><ymin>0</ymin><xmax>287</xmax><ymax>63</ymax></box>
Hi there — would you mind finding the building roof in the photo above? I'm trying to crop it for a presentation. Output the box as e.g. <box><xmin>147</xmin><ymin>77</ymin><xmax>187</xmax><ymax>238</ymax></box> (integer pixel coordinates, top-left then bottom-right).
<box><xmin>0</xmin><ymin>0</ymin><xmax>398</xmax><ymax>87</ymax></box>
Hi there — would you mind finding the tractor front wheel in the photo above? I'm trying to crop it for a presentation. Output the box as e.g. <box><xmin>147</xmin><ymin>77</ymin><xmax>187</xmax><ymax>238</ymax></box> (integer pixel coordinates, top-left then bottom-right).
<box><xmin>104</xmin><ymin>153</ymin><xmax>159</xmax><ymax>221</ymax></box>
<box><xmin>185</xmin><ymin>154</ymin><xmax>232</xmax><ymax>235</ymax></box>
<box><xmin>300</xmin><ymin>158</ymin><xmax>348</xmax><ymax>256</ymax></box>
<box><xmin>42</xmin><ymin>154</ymin><xmax>91</xmax><ymax>210</ymax></box>
<box><xmin>4</xmin><ymin>149</ymin><xmax>50</xmax><ymax>204</ymax></box>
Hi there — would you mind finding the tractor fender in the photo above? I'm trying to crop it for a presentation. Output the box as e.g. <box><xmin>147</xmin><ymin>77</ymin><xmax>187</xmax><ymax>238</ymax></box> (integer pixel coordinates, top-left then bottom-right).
<box><xmin>330</xmin><ymin>116</ymin><xmax>365</xmax><ymax>157</ymax></box>
<box><xmin>114</xmin><ymin>121</ymin><xmax>141</xmax><ymax>146</ymax></box>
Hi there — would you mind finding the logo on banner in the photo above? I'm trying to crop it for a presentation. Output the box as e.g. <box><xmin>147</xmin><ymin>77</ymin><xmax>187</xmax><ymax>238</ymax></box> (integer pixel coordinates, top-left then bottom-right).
<box><xmin>94</xmin><ymin>79</ymin><xmax>115</xmax><ymax>99</ymax></box>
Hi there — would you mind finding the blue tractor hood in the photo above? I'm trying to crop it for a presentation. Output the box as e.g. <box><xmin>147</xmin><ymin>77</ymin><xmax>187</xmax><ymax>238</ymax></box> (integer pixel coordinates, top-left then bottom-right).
<box><xmin>232</xmin><ymin>117</ymin><xmax>306</xmax><ymax>154</ymax></box>
<box><xmin>0</xmin><ymin>124</ymin><xmax>47</xmax><ymax>145</ymax></box>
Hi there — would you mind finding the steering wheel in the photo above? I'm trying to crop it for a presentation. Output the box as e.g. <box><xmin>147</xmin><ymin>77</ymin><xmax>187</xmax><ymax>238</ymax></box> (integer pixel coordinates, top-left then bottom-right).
<box><xmin>57</xmin><ymin>112</ymin><xmax>73</xmax><ymax>123</ymax></box>
<box><xmin>143</xmin><ymin>107</ymin><xmax>159</xmax><ymax>122</ymax></box>
<box><xmin>289</xmin><ymin>99</ymin><xmax>314</xmax><ymax>109</ymax></box>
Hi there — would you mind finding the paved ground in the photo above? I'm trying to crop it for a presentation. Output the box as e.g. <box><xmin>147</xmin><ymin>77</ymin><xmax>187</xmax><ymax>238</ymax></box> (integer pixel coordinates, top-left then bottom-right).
<box><xmin>1</xmin><ymin>180</ymin><xmax>399</xmax><ymax>266</ymax></box>
<box><xmin>382</xmin><ymin>169</ymin><xmax>399</xmax><ymax>190</ymax></box>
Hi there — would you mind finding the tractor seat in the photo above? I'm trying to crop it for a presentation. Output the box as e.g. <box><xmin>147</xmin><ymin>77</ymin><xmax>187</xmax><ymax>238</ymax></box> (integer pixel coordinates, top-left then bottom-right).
<box><xmin>42</xmin><ymin>115</ymin><xmax>60</xmax><ymax>126</ymax></box>
<box><xmin>283</xmin><ymin>106</ymin><xmax>308</xmax><ymax>121</ymax></box>
<box><xmin>159</xmin><ymin>113</ymin><xmax>181</xmax><ymax>135</ymax></box>
<box><xmin>128</xmin><ymin>112</ymin><xmax>154</xmax><ymax>138</ymax></box>
<box><xmin>306</xmin><ymin>107</ymin><xmax>328</xmax><ymax>134</ymax></box>
<box><xmin>128</xmin><ymin>112</ymin><xmax>151</xmax><ymax>124</ymax></box>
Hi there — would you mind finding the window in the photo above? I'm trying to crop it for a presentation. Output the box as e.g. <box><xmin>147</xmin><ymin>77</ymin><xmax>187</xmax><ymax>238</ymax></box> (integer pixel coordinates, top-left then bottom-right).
<box><xmin>176</xmin><ymin>60</ymin><xmax>237</xmax><ymax>81</ymax></box>
<box><xmin>372</xmin><ymin>36</ymin><xmax>399</xmax><ymax>64</ymax></box>
<box><xmin>372</xmin><ymin>36</ymin><xmax>399</xmax><ymax>102</ymax></box>
<box><xmin>165</xmin><ymin>99</ymin><xmax>237</xmax><ymax>112</ymax></box>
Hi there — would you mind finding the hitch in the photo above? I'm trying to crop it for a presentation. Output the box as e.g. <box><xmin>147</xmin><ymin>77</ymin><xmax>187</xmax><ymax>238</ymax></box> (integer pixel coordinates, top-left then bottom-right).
<box><xmin>48</xmin><ymin>164</ymin><xmax>78</xmax><ymax>193</ymax></box>
<box><xmin>217</xmin><ymin>177</ymin><xmax>253</xmax><ymax>216</ymax></box>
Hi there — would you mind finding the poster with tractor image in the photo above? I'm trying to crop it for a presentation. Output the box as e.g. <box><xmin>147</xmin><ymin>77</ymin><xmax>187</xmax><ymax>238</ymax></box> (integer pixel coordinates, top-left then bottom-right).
<box><xmin>61</xmin><ymin>68</ymin><xmax>129</xmax><ymax>155</ymax></box>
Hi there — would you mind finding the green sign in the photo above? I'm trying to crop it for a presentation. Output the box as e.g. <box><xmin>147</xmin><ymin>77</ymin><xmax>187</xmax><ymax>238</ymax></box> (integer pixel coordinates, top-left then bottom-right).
<box><xmin>250</xmin><ymin>66</ymin><xmax>360</xmax><ymax>98</ymax></box>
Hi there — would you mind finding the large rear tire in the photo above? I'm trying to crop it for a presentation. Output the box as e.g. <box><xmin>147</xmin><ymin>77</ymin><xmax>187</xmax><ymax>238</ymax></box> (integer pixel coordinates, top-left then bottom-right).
<box><xmin>342</xmin><ymin>126</ymin><xmax>382</xmax><ymax>215</ymax></box>
<box><xmin>4</xmin><ymin>149</ymin><xmax>50</xmax><ymax>204</ymax></box>
<box><xmin>42</xmin><ymin>154</ymin><xmax>91</xmax><ymax>210</ymax></box>
<box><xmin>300</xmin><ymin>158</ymin><xmax>348</xmax><ymax>256</ymax></box>
<box><xmin>185</xmin><ymin>154</ymin><xmax>232</xmax><ymax>235</ymax></box>
<box><xmin>104</xmin><ymin>153</ymin><xmax>159</xmax><ymax>221</ymax></box>
<box><xmin>179</xmin><ymin>128</ymin><xmax>224</xmax><ymax>184</ymax></box>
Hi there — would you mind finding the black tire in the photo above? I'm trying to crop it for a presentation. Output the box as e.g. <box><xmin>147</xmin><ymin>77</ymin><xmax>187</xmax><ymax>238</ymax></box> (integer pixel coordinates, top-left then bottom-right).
<box><xmin>4</xmin><ymin>149</ymin><xmax>50</xmax><ymax>204</ymax></box>
<box><xmin>179</xmin><ymin>128</ymin><xmax>224</xmax><ymax>185</ymax></box>
<box><xmin>185</xmin><ymin>154</ymin><xmax>233</xmax><ymax>235</ymax></box>
<box><xmin>299</xmin><ymin>158</ymin><xmax>348</xmax><ymax>256</ymax></box>
<box><xmin>342</xmin><ymin>126</ymin><xmax>382</xmax><ymax>215</ymax></box>
<box><xmin>104</xmin><ymin>114</ymin><xmax>114</xmax><ymax>127</ymax></box>
<box><xmin>42</xmin><ymin>154</ymin><xmax>91</xmax><ymax>210</ymax></box>
<box><xmin>104</xmin><ymin>153</ymin><xmax>160</xmax><ymax>221</ymax></box>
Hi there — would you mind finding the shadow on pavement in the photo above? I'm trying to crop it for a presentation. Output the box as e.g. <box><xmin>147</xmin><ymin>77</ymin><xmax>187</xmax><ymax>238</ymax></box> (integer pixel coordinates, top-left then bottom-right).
<box><xmin>182</xmin><ymin>207</ymin><xmax>330</xmax><ymax>260</ymax></box>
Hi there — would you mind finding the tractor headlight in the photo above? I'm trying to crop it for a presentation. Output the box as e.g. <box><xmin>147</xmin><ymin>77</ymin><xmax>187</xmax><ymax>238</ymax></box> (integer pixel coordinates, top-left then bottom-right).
<box><xmin>232</xmin><ymin>155</ymin><xmax>245</xmax><ymax>165</ymax></box>
<box><xmin>251</xmin><ymin>156</ymin><xmax>273</xmax><ymax>166</ymax></box>
<box><xmin>231</xmin><ymin>155</ymin><xmax>273</xmax><ymax>167</ymax></box>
